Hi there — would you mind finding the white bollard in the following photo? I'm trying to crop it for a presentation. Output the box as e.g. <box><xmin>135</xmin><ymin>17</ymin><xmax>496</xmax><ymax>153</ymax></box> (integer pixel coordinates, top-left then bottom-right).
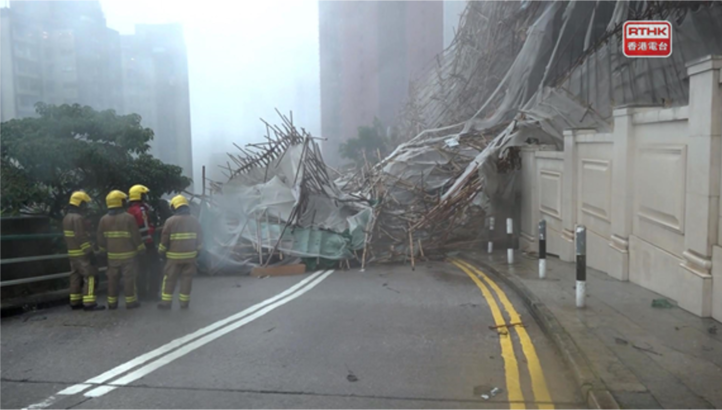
<box><xmin>539</xmin><ymin>220</ymin><xmax>547</xmax><ymax>279</ymax></box>
<box><xmin>576</xmin><ymin>280</ymin><xmax>586</xmax><ymax>308</ymax></box>
<box><xmin>576</xmin><ymin>225</ymin><xmax>587</xmax><ymax>308</ymax></box>
<box><xmin>488</xmin><ymin>216</ymin><xmax>495</xmax><ymax>254</ymax></box>
<box><xmin>506</xmin><ymin>218</ymin><xmax>514</xmax><ymax>265</ymax></box>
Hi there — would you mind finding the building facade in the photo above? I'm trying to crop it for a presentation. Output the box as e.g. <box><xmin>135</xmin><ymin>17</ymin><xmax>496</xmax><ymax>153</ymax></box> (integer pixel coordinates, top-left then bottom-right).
<box><xmin>318</xmin><ymin>1</ymin><xmax>443</xmax><ymax>166</ymax></box>
<box><xmin>120</xmin><ymin>24</ymin><xmax>193</xmax><ymax>179</ymax></box>
<box><xmin>518</xmin><ymin>56</ymin><xmax>722</xmax><ymax>321</ymax></box>
<box><xmin>0</xmin><ymin>1</ymin><xmax>193</xmax><ymax>180</ymax></box>
<box><xmin>1</xmin><ymin>1</ymin><xmax>123</xmax><ymax>119</ymax></box>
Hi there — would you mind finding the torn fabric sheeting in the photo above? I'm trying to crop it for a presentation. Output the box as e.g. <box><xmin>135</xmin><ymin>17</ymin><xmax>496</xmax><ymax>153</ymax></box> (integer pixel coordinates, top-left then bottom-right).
<box><xmin>199</xmin><ymin>1</ymin><xmax>722</xmax><ymax>271</ymax></box>
<box><xmin>199</xmin><ymin>114</ymin><xmax>370</xmax><ymax>275</ymax></box>
<box><xmin>349</xmin><ymin>1</ymin><xmax>722</xmax><ymax>264</ymax></box>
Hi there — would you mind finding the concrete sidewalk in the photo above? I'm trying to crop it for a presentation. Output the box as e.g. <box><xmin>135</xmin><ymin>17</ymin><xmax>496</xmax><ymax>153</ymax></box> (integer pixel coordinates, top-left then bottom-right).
<box><xmin>463</xmin><ymin>251</ymin><xmax>722</xmax><ymax>409</ymax></box>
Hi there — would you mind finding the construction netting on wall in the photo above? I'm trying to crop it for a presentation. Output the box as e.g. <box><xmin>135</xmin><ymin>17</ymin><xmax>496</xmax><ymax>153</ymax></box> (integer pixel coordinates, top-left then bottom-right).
<box><xmin>199</xmin><ymin>1</ymin><xmax>722</xmax><ymax>273</ymax></box>
<box><xmin>197</xmin><ymin>114</ymin><xmax>371</xmax><ymax>275</ymax></box>
<box><xmin>347</xmin><ymin>0</ymin><xmax>722</xmax><ymax>265</ymax></box>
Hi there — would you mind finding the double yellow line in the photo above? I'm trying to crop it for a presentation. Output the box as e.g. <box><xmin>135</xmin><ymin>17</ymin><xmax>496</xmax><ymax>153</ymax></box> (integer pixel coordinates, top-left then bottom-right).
<box><xmin>449</xmin><ymin>258</ymin><xmax>553</xmax><ymax>409</ymax></box>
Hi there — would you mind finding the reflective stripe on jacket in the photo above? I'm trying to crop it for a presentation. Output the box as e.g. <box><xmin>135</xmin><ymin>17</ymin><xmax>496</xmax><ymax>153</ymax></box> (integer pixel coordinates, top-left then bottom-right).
<box><xmin>97</xmin><ymin>211</ymin><xmax>145</xmax><ymax>266</ymax></box>
<box><xmin>62</xmin><ymin>211</ymin><xmax>92</xmax><ymax>258</ymax></box>
<box><xmin>159</xmin><ymin>212</ymin><xmax>203</xmax><ymax>262</ymax></box>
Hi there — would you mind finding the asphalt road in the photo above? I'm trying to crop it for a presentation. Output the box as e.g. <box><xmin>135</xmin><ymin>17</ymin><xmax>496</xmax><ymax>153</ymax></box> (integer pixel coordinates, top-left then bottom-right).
<box><xmin>1</xmin><ymin>259</ymin><xmax>581</xmax><ymax>409</ymax></box>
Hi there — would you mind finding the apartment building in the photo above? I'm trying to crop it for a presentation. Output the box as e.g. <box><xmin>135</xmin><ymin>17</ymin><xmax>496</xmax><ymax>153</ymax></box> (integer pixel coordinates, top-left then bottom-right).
<box><xmin>318</xmin><ymin>1</ymin><xmax>444</xmax><ymax>166</ymax></box>
<box><xmin>1</xmin><ymin>1</ymin><xmax>193</xmax><ymax>179</ymax></box>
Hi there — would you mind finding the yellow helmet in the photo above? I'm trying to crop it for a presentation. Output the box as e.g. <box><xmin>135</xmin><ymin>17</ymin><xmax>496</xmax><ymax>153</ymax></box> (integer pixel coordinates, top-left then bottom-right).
<box><xmin>69</xmin><ymin>191</ymin><xmax>91</xmax><ymax>207</ymax></box>
<box><xmin>106</xmin><ymin>190</ymin><xmax>128</xmax><ymax>209</ymax></box>
<box><xmin>128</xmin><ymin>184</ymin><xmax>150</xmax><ymax>201</ymax></box>
<box><xmin>170</xmin><ymin>195</ymin><xmax>189</xmax><ymax>211</ymax></box>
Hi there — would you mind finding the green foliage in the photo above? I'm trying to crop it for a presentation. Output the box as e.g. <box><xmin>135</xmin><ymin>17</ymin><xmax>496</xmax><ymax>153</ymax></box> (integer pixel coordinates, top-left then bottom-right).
<box><xmin>339</xmin><ymin>118</ymin><xmax>394</xmax><ymax>166</ymax></box>
<box><xmin>1</xmin><ymin>103</ymin><xmax>191</xmax><ymax>219</ymax></box>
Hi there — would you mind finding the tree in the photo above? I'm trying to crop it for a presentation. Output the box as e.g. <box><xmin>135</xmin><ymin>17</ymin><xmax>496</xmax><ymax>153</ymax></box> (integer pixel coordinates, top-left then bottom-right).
<box><xmin>1</xmin><ymin>103</ymin><xmax>191</xmax><ymax>220</ymax></box>
<box><xmin>339</xmin><ymin>118</ymin><xmax>394</xmax><ymax>166</ymax></box>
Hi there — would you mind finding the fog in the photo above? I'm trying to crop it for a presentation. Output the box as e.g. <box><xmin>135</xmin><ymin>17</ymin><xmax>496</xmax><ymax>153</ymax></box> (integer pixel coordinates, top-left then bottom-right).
<box><xmin>99</xmin><ymin>0</ymin><xmax>321</xmax><ymax>191</ymax></box>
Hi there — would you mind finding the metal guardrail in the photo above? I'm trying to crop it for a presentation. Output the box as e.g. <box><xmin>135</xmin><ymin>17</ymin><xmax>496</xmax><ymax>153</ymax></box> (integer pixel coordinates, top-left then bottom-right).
<box><xmin>1</xmin><ymin>228</ymin><xmax>128</xmax><ymax>289</ymax></box>
<box><xmin>0</xmin><ymin>266</ymin><xmax>108</xmax><ymax>288</ymax></box>
<box><xmin>1</xmin><ymin>233</ymin><xmax>64</xmax><ymax>241</ymax></box>
<box><xmin>0</xmin><ymin>254</ymin><xmax>68</xmax><ymax>265</ymax></box>
<box><xmin>1</xmin><ymin>224</ymin><xmax>85</xmax><ymax>289</ymax></box>
<box><xmin>1</xmin><ymin>271</ymin><xmax>72</xmax><ymax>287</ymax></box>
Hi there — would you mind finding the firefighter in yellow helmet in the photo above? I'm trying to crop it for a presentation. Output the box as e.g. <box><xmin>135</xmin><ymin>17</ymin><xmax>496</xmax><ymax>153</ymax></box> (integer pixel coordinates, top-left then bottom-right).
<box><xmin>63</xmin><ymin>191</ymin><xmax>104</xmax><ymax>311</ymax></box>
<box><xmin>157</xmin><ymin>195</ymin><xmax>203</xmax><ymax>310</ymax></box>
<box><xmin>128</xmin><ymin>184</ymin><xmax>160</xmax><ymax>301</ymax></box>
<box><xmin>97</xmin><ymin>190</ymin><xmax>145</xmax><ymax>309</ymax></box>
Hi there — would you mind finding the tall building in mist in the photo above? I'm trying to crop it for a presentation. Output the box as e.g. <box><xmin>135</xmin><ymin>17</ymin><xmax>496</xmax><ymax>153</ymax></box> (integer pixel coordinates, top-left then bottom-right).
<box><xmin>318</xmin><ymin>1</ymin><xmax>443</xmax><ymax>166</ymax></box>
<box><xmin>1</xmin><ymin>1</ymin><xmax>122</xmax><ymax>120</ymax></box>
<box><xmin>120</xmin><ymin>24</ymin><xmax>193</xmax><ymax>180</ymax></box>
<box><xmin>1</xmin><ymin>1</ymin><xmax>193</xmax><ymax>181</ymax></box>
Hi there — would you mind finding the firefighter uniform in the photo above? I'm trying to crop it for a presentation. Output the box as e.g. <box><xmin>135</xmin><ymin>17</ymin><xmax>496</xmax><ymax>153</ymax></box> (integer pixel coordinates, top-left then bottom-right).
<box><xmin>63</xmin><ymin>191</ymin><xmax>103</xmax><ymax>310</ymax></box>
<box><xmin>128</xmin><ymin>184</ymin><xmax>160</xmax><ymax>300</ymax></box>
<box><xmin>158</xmin><ymin>195</ymin><xmax>203</xmax><ymax>310</ymax></box>
<box><xmin>97</xmin><ymin>190</ymin><xmax>146</xmax><ymax>309</ymax></box>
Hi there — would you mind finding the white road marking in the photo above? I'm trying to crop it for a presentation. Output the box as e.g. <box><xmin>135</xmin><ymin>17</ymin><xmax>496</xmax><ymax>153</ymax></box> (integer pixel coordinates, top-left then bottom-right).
<box><xmin>84</xmin><ymin>269</ymin><xmax>334</xmax><ymax>398</ymax></box>
<box><xmin>56</xmin><ymin>383</ymin><xmax>91</xmax><ymax>396</ymax></box>
<box><xmin>63</xmin><ymin>269</ymin><xmax>326</xmax><ymax>393</ymax></box>
<box><xmin>26</xmin><ymin>395</ymin><xmax>56</xmax><ymax>409</ymax></box>
<box><xmin>23</xmin><ymin>270</ymin><xmax>330</xmax><ymax>409</ymax></box>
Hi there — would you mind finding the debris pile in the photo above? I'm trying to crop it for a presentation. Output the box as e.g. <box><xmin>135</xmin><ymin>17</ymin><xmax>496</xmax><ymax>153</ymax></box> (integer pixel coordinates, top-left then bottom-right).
<box><xmin>197</xmin><ymin>112</ymin><xmax>369</xmax><ymax>274</ymax></box>
<box><xmin>198</xmin><ymin>1</ymin><xmax>722</xmax><ymax>273</ymax></box>
<box><xmin>351</xmin><ymin>0</ymin><xmax>722</xmax><ymax>266</ymax></box>
<box><xmin>341</xmin><ymin>130</ymin><xmax>522</xmax><ymax>267</ymax></box>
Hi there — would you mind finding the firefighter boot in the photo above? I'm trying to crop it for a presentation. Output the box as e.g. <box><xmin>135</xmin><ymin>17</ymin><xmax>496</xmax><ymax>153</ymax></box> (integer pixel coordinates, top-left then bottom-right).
<box><xmin>179</xmin><ymin>294</ymin><xmax>190</xmax><ymax>309</ymax></box>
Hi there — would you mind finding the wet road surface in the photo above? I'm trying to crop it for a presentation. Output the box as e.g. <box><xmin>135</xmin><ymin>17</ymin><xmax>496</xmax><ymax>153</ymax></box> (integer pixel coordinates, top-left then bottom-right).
<box><xmin>2</xmin><ymin>259</ymin><xmax>581</xmax><ymax>409</ymax></box>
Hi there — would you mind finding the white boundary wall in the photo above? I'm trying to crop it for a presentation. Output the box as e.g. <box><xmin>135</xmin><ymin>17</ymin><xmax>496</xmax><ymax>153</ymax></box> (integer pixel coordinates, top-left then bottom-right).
<box><xmin>519</xmin><ymin>55</ymin><xmax>722</xmax><ymax>320</ymax></box>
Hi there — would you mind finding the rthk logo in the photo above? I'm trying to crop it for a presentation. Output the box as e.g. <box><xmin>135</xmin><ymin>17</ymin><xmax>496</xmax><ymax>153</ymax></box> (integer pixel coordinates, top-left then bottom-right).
<box><xmin>623</xmin><ymin>21</ymin><xmax>672</xmax><ymax>58</ymax></box>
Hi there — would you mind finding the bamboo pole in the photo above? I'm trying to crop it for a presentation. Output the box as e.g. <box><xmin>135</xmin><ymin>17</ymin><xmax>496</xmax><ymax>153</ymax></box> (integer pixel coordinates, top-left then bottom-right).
<box><xmin>360</xmin><ymin>209</ymin><xmax>377</xmax><ymax>272</ymax></box>
<box><xmin>265</xmin><ymin>210</ymin><xmax>272</xmax><ymax>262</ymax></box>
<box><xmin>277</xmin><ymin>216</ymin><xmax>284</xmax><ymax>260</ymax></box>
<box><xmin>202</xmin><ymin>165</ymin><xmax>206</xmax><ymax>197</ymax></box>
<box><xmin>408</xmin><ymin>223</ymin><xmax>415</xmax><ymax>271</ymax></box>
<box><xmin>256</xmin><ymin>213</ymin><xmax>263</xmax><ymax>265</ymax></box>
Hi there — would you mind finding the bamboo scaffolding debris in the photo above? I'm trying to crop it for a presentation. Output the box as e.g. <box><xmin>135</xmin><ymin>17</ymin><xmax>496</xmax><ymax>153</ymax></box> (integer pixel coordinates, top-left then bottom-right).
<box><xmin>193</xmin><ymin>1</ymin><xmax>716</xmax><ymax>274</ymax></box>
<box><xmin>194</xmin><ymin>111</ymin><xmax>370</xmax><ymax>272</ymax></box>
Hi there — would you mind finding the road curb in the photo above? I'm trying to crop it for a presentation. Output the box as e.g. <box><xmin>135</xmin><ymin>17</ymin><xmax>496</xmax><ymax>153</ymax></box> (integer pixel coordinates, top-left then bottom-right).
<box><xmin>461</xmin><ymin>253</ymin><xmax>620</xmax><ymax>410</ymax></box>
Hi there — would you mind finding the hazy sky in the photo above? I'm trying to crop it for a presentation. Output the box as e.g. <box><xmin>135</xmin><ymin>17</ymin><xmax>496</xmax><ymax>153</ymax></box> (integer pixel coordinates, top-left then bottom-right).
<box><xmin>99</xmin><ymin>0</ymin><xmax>321</xmax><ymax>187</ymax></box>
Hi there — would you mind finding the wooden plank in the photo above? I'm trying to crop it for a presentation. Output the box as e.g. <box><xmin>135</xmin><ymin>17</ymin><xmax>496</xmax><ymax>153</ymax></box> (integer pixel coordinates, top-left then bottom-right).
<box><xmin>251</xmin><ymin>264</ymin><xmax>306</xmax><ymax>277</ymax></box>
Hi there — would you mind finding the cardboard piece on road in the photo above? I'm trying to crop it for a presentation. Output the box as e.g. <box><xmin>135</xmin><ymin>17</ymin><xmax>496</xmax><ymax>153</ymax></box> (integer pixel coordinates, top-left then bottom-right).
<box><xmin>251</xmin><ymin>264</ymin><xmax>306</xmax><ymax>277</ymax></box>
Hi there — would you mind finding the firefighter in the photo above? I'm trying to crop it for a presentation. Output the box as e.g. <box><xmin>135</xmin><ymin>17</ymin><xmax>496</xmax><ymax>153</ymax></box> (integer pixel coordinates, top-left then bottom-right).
<box><xmin>157</xmin><ymin>195</ymin><xmax>203</xmax><ymax>310</ymax></box>
<box><xmin>97</xmin><ymin>190</ymin><xmax>146</xmax><ymax>309</ymax></box>
<box><xmin>127</xmin><ymin>184</ymin><xmax>160</xmax><ymax>301</ymax></box>
<box><xmin>63</xmin><ymin>191</ymin><xmax>105</xmax><ymax>311</ymax></box>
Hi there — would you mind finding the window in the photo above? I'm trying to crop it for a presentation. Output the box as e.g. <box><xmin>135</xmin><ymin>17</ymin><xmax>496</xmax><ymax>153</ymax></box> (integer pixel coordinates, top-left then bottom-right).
<box><xmin>16</xmin><ymin>60</ymin><xmax>39</xmax><ymax>75</ymax></box>
<box><xmin>17</xmin><ymin>77</ymin><xmax>41</xmax><ymax>91</ymax></box>
<box><xmin>18</xmin><ymin>95</ymin><xmax>37</xmax><ymax>108</ymax></box>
